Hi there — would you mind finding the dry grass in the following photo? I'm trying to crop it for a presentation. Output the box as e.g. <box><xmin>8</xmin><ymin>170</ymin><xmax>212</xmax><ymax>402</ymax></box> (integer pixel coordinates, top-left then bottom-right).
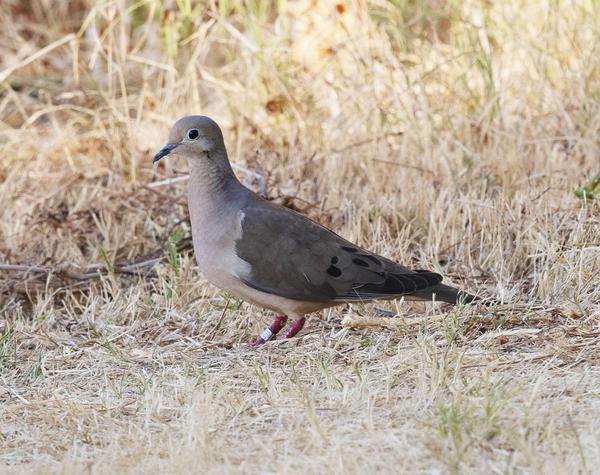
<box><xmin>1</xmin><ymin>0</ymin><xmax>599</xmax><ymax>473</ymax></box>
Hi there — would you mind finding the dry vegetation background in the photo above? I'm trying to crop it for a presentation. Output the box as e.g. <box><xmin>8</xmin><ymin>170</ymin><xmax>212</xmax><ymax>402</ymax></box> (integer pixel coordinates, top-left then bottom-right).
<box><xmin>0</xmin><ymin>0</ymin><xmax>599</xmax><ymax>473</ymax></box>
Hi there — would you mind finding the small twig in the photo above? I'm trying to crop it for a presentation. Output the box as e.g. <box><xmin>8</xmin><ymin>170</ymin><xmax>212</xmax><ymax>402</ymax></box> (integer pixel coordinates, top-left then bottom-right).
<box><xmin>0</xmin><ymin>33</ymin><xmax>76</xmax><ymax>83</ymax></box>
<box><xmin>371</xmin><ymin>158</ymin><xmax>434</xmax><ymax>176</ymax></box>
<box><xmin>147</xmin><ymin>163</ymin><xmax>267</xmax><ymax>196</ymax></box>
<box><xmin>233</xmin><ymin>163</ymin><xmax>267</xmax><ymax>197</ymax></box>
<box><xmin>207</xmin><ymin>298</ymin><xmax>230</xmax><ymax>339</ymax></box>
<box><xmin>330</xmin><ymin>132</ymin><xmax>403</xmax><ymax>154</ymax></box>
<box><xmin>0</xmin><ymin>265</ymin><xmax>97</xmax><ymax>280</ymax></box>
<box><xmin>0</xmin><ymin>264</ymin><xmax>48</xmax><ymax>274</ymax></box>
<box><xmin>146</xmin><ymin>176</ymin><xmax>189</xmax><ymax>188</ymax></box>
<box><xmin>0</xmin><ymin>256</ymin><xmax>164</xmax><ymax>281</ymax></box>
<box><xmin>1</xmin><ymin>377</ymin><xmax>30</xmax><ymax>404</ymax></box>
<box><xmin>81</xmin><ymin>256</ymin><xmax>163</xmax><ymax>273</ymax></box>
<box><xmin>373</xmin><ymin>307</ymin><xmax>399</xmax><ymax>317</ymax></box>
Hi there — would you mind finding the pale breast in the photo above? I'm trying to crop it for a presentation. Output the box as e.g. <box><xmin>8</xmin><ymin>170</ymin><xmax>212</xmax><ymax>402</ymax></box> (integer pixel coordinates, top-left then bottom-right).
<box><xmin>192</xmin><ymin>209</ymin><xmax>250</xmax><ymax>286</ymax></box>
<box><xmin>191</xmin><ymin>209</ymin><xmax>326</xmax><ymax>317</ymax></box>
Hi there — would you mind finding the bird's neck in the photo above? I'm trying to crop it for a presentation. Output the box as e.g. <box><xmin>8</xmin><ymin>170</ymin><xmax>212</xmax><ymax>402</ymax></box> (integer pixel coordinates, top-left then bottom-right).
<box><xmin>187</xmin><ymin>155</ymin><xmax>249</xmax><ymax>238</ymax></box>
<box><xmin>188</xmin><ymin>153</ymin><xmax>238</xmax><ymax>195</ymax></box>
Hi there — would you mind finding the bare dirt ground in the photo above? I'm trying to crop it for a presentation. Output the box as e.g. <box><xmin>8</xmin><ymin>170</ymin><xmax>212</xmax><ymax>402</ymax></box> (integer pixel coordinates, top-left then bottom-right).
<box><xmin>0</xmin><ymin>1</ymin><xmax>598</xmax><ymax>473</ymax></box>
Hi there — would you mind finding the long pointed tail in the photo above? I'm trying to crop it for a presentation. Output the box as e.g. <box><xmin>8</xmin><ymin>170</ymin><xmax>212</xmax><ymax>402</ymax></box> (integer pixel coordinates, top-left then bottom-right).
<box><xmin>412</xmin><ymin>283</ymin><xmax>490</xmax><ymax>305</ymax></box>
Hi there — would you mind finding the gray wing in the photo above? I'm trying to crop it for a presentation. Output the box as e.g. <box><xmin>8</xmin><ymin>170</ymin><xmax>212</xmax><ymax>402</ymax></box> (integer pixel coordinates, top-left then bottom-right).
<box><xmin>236</xmin><ymin>198</ymin><xmax>443</xmax><ymax>302</ymax></box>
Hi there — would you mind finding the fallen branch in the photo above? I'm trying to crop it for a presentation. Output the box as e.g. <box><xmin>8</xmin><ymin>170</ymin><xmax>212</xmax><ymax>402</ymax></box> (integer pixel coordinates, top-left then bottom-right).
<box><xmin>0</xmin><ymin>256</ymin><xmax>162</xmax><ymax>281</ymax></box>
<box><xmin>0</xmin><ymin>238</ymin><xmax>194</xmax><ymax>282</ymax></box>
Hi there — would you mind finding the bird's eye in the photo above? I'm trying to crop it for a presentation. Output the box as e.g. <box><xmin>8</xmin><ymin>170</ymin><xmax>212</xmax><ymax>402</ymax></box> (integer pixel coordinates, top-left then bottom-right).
<box><xmin>187</xmin><ymin>128</ymin><xmax>199</xmax><ymax>140</ymax></box>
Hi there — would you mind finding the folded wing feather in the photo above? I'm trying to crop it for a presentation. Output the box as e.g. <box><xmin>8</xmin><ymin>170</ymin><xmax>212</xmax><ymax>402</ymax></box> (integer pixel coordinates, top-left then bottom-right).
<box><xmin>236</xmin><ymin>198</ymin><xmax>443</xmax><ymax>302</ymax></box>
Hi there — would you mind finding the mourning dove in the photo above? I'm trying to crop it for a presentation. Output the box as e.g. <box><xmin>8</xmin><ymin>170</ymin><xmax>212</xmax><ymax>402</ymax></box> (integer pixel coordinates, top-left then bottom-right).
<box><xmin>154</xmin><ymin>116</ymin><xmax>484</xmax><ymax>345</ymax></box>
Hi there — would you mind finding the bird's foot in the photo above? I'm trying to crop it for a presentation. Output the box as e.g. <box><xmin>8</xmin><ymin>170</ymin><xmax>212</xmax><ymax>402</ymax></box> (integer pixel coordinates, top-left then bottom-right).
<box><xmin>251</xmin><ymin>316</ymin><xmax>288</xmax><ymax>347</ymax></box>
<box><xmin>284</xmin><ymin>317</ymin><xmax>306</xmax><ymax>338</ymax></box>
<box><xmin>251</xmin><ymin>316</ymin><xmax>307</xmax><ymax>346</ymax></box>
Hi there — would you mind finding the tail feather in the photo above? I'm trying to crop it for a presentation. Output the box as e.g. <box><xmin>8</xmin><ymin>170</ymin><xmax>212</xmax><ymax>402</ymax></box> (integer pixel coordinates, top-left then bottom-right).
<box><xmin>411</xmin><ymin>283</ymin><xmax>487</xmax><ymax>305</ymax></box>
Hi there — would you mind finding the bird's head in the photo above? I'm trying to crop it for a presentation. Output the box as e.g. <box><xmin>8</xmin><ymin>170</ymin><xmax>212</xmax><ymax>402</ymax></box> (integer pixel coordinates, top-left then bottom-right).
<box><xmin>153</xmin><ymin>115</ymin><xmax>225</xmax><ymax>163</ymax></box>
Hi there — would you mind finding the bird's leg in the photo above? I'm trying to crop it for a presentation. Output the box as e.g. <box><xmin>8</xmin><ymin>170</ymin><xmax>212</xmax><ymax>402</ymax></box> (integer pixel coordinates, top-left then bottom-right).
<box><xmin>251</xmin><ymin>316</ymin><xmax>288</xmax><ymax>347</ymax></box>
<box><xmin>284</xmin><ymin>317</ymin><xmax>306</xmax><ymax>339</ymax></box>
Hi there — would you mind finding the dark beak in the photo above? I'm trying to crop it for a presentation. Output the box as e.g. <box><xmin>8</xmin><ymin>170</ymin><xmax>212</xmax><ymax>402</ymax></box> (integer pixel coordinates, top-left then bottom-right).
<box><xmin>153</xmin><ymin>143</ymin><xmax>179</xmax><ymax>163</ymax></box>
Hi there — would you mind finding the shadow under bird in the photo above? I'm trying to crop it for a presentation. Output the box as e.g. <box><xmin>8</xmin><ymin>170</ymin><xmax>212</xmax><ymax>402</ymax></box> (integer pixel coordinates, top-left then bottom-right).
<box><xmin>154</xmin><ymin>116</ymin><xmax>485</xmax><ymax>346</ymax></box>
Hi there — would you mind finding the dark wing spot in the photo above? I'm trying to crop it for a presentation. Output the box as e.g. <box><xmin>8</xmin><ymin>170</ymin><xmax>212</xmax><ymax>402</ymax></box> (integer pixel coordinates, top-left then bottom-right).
<box><xmin>363</xmin><ymin>255</ymin><xmax>381</xmax><ymax>266</ymax></box>
<box><xmin>342</xmin><ymin>246</ymin><xmax>358</xmax><ymax>253</ymax></box>
<box><xmin>331</xmin><ymin>256</ymin><xmax>339</xmax><ymax>264</ymax></box>
<box><xmin>326</xmin><ymin>265</ymin><xmax>342</xmax><ymax>277</ymax></box>
<box><xmin>352</xmin><ymin>258</ymin><xmax>369</xmax><ymax>267</ymax></box>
